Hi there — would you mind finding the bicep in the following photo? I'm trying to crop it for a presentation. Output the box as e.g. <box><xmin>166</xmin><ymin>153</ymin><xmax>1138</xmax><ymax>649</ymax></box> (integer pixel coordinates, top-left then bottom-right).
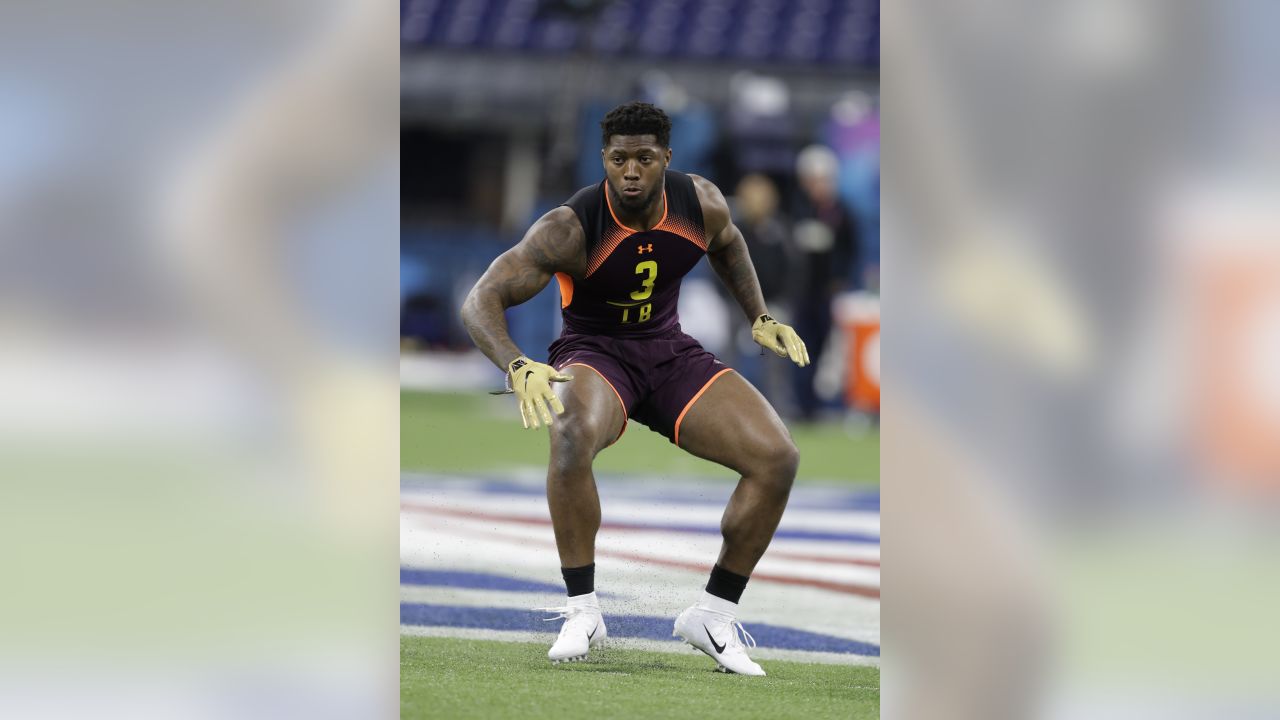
<box><xmin>475</xmin><ymin>246</ymin><xmax>554</xmax><ymax>308</ymax></box>
<box><xmin>691</xmin><ymin>174</ymin><xmax>736</xmax><ymax>254</ymax></box>
<box><xmin>707</xmin><ymin>219</ymin><xmax>746</xmax><ymax>257</ymax></box>
<box><xmin>473</xmin><ymin>209</ymin><xmax>582</xmax><ymax>308</ymax></box>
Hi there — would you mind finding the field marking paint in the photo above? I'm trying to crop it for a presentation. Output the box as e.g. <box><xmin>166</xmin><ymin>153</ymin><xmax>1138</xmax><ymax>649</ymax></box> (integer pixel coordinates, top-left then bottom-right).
<box><xmin>404</xmin><ymin>515</ymin><xmax>880</xmax><ymax>584</ymax></box>
<box><xmin>404</xmin><ymin>502</ymin><xmax>880</xmax><ymax>544</ymax></box>
<box><xmin>401</xmin><ymin>472</ymin><xmax>881</xmax><ymax>512</ymax></box>
<box><xmin>409</xmin><ymin>516</ymin><xmax>880</xmax><ymax>599</ymax></box>
<box><xmin>400</xmin><ymin>586</ymin><xmax>560</xmax><ymax>608</ymax></box>
<box><xmin>400</xmin><ymin>568</ymin><xmax>565</xmax><ymax>593</ymax></box>
<box><xmin>398</xmin><ymin>581</ymin><xmax>879</xmax><ymax>645</ymax></box>
<box><xmin>400</xmin><ymin>603</ymin><xmax>880</xmax><ymax>657</ymax></box>
<box><xmin>401</xmin><ymin>471</ymin><xmax>880</xmax><ymax>659</ymax></box>
<box><xmin>765</xmin><ymin>551</ymin><xmax>879</xmax><ymax>568</ymax></box>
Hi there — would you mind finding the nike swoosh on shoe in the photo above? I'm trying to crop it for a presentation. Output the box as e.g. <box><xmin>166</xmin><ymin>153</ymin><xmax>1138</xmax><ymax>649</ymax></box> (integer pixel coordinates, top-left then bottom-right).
<box><xmin>703</xmin><ymin>625</ymin><xmax>725</xmax><ymax>654</ymax></box>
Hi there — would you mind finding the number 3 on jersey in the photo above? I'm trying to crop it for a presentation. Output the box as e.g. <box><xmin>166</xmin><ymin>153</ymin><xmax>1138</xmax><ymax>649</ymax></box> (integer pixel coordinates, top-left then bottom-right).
<box><xmin>630</xmin><ymin>260</ymin><xmax>658</xmax><ymax>300</ymax></box>
<box><xmin>622</xmin><ymin>260</ymin><xmax>657</xmax><ymax>324</ymax></box>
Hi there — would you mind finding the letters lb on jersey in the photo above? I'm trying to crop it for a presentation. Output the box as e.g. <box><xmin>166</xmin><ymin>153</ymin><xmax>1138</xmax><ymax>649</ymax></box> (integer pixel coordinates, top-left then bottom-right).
<box><xmin>556</xmin><ymin>170</ymin><xmax>708</xmax><ymax>338</ymax></box>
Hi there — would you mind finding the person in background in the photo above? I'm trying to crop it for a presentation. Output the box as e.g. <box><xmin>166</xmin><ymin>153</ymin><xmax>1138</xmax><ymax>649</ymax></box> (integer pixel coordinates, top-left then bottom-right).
<box><xmin>791</xmin><ymin>144</ymin><xmax>857</xmax><ymax>421</ymax></box>
<box><xmin>722</xmin><ymin>173</ymin><xmax>797</xmax><ymax>416</ymax></box>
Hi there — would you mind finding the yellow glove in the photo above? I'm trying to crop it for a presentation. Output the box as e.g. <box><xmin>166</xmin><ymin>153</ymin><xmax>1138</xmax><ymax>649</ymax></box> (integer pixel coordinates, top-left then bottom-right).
<box><xmin>506</xmin><ymin>356</ymin><xmax>573</xmax><ymax>429</ymax></box>
<box><xmin>751</xmin><ymin>314</ymin><xmax>810</xmax><ymax>367</ymax></box>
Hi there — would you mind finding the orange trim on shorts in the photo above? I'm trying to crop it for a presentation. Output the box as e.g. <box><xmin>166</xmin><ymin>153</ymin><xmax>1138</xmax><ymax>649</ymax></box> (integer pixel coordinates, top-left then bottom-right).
<box><xmin>673</xmin><ymin>368</ymin><xmax>733</xmax><ymax>447</ymax></box>
<box><xmin>562</xmin><ymin>362</ymin><xmax>628</xmax><ymax>445</ymax></box>
<box><xmin>604</xmin><ymin>183</ymin><xmax>668</xmax><ymax>234</ymax></box>
<box><xmin>555</xmin><ymin>272</ymin><xmax>574</xmax><ymax>308</ymax></box>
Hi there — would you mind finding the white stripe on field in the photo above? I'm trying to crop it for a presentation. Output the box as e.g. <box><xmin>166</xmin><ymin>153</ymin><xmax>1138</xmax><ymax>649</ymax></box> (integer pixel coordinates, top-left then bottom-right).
<box><xmin>404</xmin><ymin>514</ymin><xmax>880</xmax><ymax>588</ymax></box>
<box><xmin>402</xmin><ymin>492</ymin><xmax>881</xmax><ymax>536</ymax></box>
<box><xmin>403</xmin><ymin>470</ymin><xmax>880</xmax><ymax>502</ymax></box>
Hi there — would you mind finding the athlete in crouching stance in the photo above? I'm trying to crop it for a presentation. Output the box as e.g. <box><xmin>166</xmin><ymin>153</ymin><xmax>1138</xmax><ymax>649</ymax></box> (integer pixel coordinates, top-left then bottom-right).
<box><xmin>461</xmin><ymin>102</ymin><xmax>808</xmax><ymax>675</ymax></box>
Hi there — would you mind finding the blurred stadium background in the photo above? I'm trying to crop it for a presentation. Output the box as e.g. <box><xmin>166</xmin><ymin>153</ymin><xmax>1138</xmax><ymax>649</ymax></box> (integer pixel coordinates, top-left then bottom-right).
<box><xmin>399</xmin><ymin>1</ymin><xmax>881</xmax><ymax>716</ymax></box>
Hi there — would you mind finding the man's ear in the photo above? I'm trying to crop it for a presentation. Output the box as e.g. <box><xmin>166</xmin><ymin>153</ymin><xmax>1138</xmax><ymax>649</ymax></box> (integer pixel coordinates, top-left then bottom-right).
<box><xmin>665</xmin><ymin>148</ymin><xmax>673</xmax><ymax>166</ymax></box>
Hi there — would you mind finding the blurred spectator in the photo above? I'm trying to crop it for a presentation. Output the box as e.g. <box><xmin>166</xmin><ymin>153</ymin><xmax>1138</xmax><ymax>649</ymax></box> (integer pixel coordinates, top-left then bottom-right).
<box><xmin>825</xmin><ymin>91</ymin><xmax>881</xmax><ymax>292</ymax></box>
<box><xmin>791</xmin><ymin>144</ymin><xmax>857</xmax><ymax>421</ymax></box>
<box><xmin>720</xmin><ymin>173</ymin><xmax>796</xmax><ymax>415</ymax></box>
<box><xmin>736</xmin><ymin>174</ymin><xmax>793</xmax><ymax>306</ymax></box>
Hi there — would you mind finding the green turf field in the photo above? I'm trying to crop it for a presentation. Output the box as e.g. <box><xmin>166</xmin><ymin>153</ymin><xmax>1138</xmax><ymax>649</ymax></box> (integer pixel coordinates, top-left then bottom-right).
<box><xmin>401</xmin><ymin>636</ymin><xmax>880</xmax><ymax>720</ymax></box>
<box><xmin>401</xmin><ymin>390</ymin><xmax>878</xmax><ymax>484</ymax></box>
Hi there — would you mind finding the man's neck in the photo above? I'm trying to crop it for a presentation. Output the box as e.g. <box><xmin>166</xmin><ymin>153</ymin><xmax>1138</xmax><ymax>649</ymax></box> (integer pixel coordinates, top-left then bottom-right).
<box><xmin>614</xmin><ymin>186</ymin><xmax>666</xmax><ymax>231</ymax></box>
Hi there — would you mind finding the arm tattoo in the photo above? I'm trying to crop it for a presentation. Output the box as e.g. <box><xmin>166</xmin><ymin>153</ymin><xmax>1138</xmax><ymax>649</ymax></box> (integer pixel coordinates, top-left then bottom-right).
<box><xmin>708</xmin><ymin>225</ymin><xmax>768</xmax><ymax>322</ymax></box>
<box><xmin>460</xmin><ymin>209</ymin><xmax>584</xmax><ymax>369</ymax></box>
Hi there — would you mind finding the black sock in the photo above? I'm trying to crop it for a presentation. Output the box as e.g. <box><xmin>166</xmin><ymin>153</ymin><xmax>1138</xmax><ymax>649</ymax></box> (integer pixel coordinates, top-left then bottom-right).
<box><xmin>705</xmin><ymin>564</ymin><xmax>750</xmax><ymax>604</ymax></box>
<box><xmin>561</xmin><ymin>563</ymin><xmax>595</xmax><ymax>597</ymax></box>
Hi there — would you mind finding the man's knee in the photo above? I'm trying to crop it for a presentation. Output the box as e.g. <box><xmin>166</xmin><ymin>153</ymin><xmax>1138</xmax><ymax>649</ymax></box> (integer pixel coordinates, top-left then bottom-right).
<box><xmin>750</xmin><ymin>437</ymin><xmax>799</xmax><ymax>494</ymax></box>
<box><xmin>549</xmin><ymin>415</ymin><xmax>611</xmax><ymax>472</ymax></box>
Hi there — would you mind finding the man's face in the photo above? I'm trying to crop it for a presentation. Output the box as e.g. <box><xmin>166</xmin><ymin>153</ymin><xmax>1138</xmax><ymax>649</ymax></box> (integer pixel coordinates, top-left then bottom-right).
<box><xmin>800</xmin><ymin>172</ymin><xmax>837</xmax><ymax>205</ymax></box>
<box><xmin>602</xmin><ymin>135</ymin><xmax>670</xmax><ymax>212</ymax></box>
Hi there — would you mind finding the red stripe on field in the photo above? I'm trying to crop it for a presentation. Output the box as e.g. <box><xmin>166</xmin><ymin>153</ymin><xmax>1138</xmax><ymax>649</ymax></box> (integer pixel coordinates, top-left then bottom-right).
<box><xmin>406</xmin><ymin>504</ymin><xmax>549</xmax><ymax>526</ymax></box>
<box><xmin>403</xmin><ymin>504</ymin><xmax>879</xmax><ymax>565</ymax></box>
<box><xmin>765</xmin><ymin>550</ymin><xmax>880</xmax><ymax>569</ymax></box>
<box><xmin>410</xmin><ymin>503</ymin><xmax>704</xmax><ymax>534</ymax></box>
<box><xmin>402</xmin><ymin>504</ymin><xmax>880</xmax><ymax>600</ymax></box>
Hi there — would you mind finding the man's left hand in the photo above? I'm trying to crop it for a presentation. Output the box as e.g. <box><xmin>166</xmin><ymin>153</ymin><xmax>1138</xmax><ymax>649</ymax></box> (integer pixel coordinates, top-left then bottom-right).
<box><xmin>751</xmin><ymin>314</ymin><xmax>810</xmax><ymax>367</ymax></box>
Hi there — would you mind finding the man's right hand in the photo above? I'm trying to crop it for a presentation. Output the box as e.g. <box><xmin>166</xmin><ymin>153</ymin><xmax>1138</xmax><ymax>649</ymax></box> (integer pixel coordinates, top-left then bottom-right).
<box><xmin>507</xmin><ymin>356</ymin><xmax>574</xmax><ymax>429</ymax></box>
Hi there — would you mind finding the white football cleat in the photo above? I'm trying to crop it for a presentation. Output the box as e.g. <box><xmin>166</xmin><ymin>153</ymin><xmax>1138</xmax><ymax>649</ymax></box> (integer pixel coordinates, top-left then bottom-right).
<box><xmin>673</xmin><ymin>602</ymin><xmax>766</xmax><ymax>676</ymax></box>
<box><xmin>538</xmin><ymin>593</ymin><xmax>606</xmax><ymax>664</ymax></box>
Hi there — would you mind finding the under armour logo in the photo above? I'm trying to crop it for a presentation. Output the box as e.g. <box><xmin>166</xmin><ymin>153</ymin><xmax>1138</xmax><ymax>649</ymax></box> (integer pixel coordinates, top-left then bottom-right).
<box><xmin>637</xmin><ymin>243</ymin><xmax>654</xmax><ymax>254</ymax></box>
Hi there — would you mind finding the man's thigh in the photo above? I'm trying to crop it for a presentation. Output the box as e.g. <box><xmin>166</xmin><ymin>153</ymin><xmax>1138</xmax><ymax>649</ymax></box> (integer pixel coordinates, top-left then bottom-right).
<box><xmin>548</xmin><ymin>333</ymin><xmax>638</xmax><ymax>449</ymax></box>
<box><xmin>551</xmin><ymin>360</ymin><xmax>629</xmax><ymax>451</ymax></box>
<box><xmin>674</xmin><ymin>371</ymin><xmax>794</xmax><ymax>472</ymax></box>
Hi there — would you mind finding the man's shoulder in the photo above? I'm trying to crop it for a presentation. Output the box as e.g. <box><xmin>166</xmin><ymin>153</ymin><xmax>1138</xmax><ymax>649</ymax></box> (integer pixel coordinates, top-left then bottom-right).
<box><xmin>685</xmin><ymin>173</ymin><xmax>725</xmax><ymax>205</ymax></box>
<box><xmin>523</xmin><ymin>206</ymin><xmax>587</xmax><ymax>275</ymax></box>
<box><xmin>536</xmin><ymin>205</ymin><xmax>585</xmax><ymax>235</ymax></box>
<box><xmin>685</xmin><ymin>173</ymin><xmax>730</xmax><ymax>234</ymax></box>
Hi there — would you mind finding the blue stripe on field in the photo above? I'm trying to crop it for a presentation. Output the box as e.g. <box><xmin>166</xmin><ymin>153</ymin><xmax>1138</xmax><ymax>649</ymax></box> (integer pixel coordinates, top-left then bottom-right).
<box><xmin>400</xmin><ymin>569</ymin><xmax>567</xmax><ymax>593</ymax></box>
<box><xmin>400</xmin><ymin>603</ymin><xmax>880</xmax><ymax>657</ymax></box>
<box><xmin>401</xmin><ymin>474</ymin><xmax>881</xmax><ymax>512</ymax></box>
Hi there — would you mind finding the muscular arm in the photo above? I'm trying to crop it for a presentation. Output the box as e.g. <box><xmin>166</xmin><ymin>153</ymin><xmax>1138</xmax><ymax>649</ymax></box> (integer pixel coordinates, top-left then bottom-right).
<box><xmin>460</xmin><ymin>207</ymin><xmax>585</xmax><ymax>369</ymax></box>
<box><xmin>692</xmin><ymin>174</ymin><xmax>769</xmax><ymax>322</ymax></box>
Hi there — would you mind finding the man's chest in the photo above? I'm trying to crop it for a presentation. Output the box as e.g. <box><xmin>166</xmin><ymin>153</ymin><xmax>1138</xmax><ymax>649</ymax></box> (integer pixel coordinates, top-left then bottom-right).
<box><xmin>582</xmin><ymin>229</ymin><xmax>705</xmax><ymax>299</ymax></box>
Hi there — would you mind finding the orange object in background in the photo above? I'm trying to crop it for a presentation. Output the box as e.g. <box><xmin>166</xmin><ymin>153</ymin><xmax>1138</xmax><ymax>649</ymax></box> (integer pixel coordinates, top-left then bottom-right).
<box><xmin>1176</xmin><ymin>194</ymin><xmax>1280</xmax><ymax>494</ymax></box>
<box><xmin>1190</xmin><ymin>246</ymin><xmax>1280</xmax><ymax>493</ymax></box>
<box><xmin>837</xmin><ymin>293</ymin><xmax>880</xmax><ymax>413</ymax></box>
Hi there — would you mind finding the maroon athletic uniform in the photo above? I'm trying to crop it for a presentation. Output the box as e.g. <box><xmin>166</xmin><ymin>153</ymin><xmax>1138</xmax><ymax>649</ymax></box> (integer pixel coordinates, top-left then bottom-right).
<box><xmin>547</xmin><ymin>170</ymin><xmax>732</xmax><ymax>445</ymax></box>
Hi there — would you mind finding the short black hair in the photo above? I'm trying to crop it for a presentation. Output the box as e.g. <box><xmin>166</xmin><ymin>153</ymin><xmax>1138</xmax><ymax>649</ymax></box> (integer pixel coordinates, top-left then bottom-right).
<box><xmin>600</xmin><ymin>102</ymin><xmax>671</xmax><ymax>148</ymax></box>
